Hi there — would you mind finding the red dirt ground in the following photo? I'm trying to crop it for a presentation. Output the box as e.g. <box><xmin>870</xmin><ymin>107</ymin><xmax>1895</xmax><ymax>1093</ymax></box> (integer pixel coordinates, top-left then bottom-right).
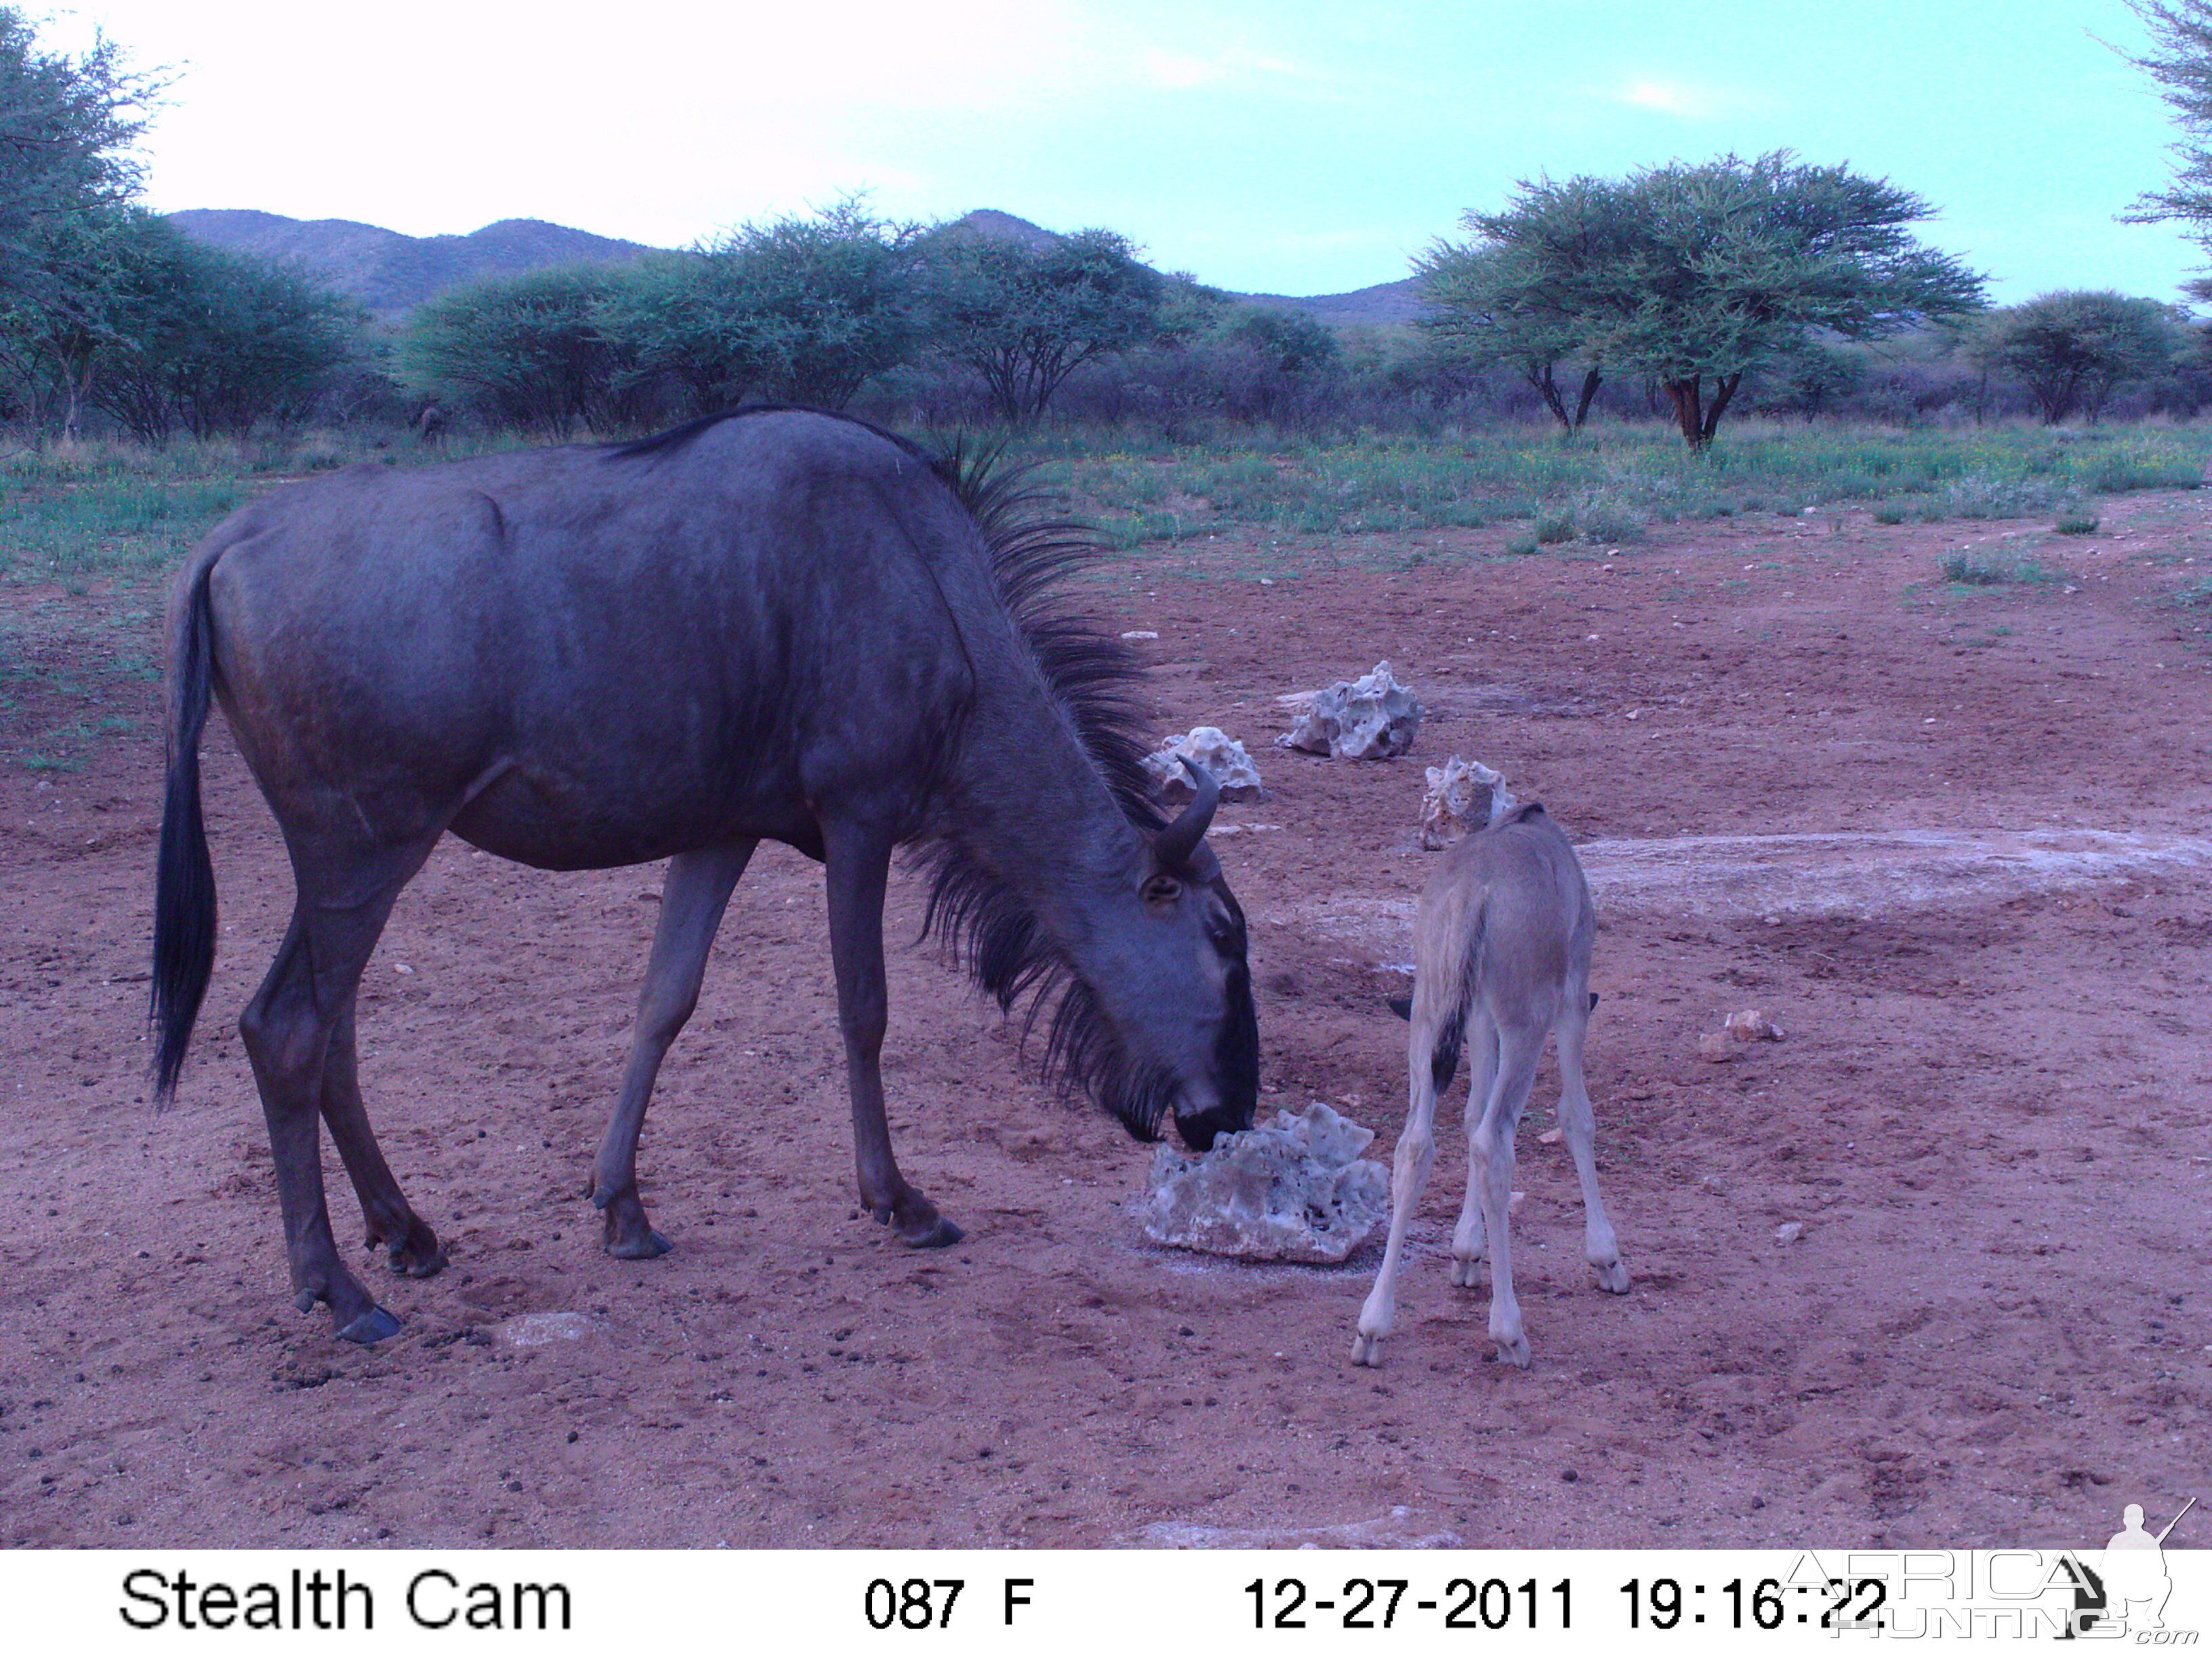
<box><xmin>3</xmin><ymin>493</ymin><xmax>2207</xmax><ymax>1550</ymax></box>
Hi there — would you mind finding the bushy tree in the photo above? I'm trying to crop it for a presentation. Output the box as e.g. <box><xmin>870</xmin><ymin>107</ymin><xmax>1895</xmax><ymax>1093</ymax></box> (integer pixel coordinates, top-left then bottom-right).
<box><xmin>2118</xmin><ymin>2</ymin><xmax>2212</xmax><ymax>251</ymax></box>
<box><xmin>0</xmin><ymin>9</ymin><xmax>159</xmax><ymax>312</ymax></box>
<box><xmin>1427</xmin><ymin>152</ymin><xmax>1986</xmax><ymax>449</ymax></box>
<box><xmin>1964</xmin><ymin>291</ymin><xmax>2188</xmax><ymax>424</ymax></box>
<box><xmin>405</xmin><ymin>266</ymin><xmax>652</xmax><ymax>436</ymax></box>
<box><xmin>1418</xmin><ymin>175</ymin><xmax>1627</xmax><ymax>432</ymax></box>
<box><xmin>597</xmin><ymin>199</ymin><xmax>926</xmax><ymax>413</ymax></box>
<box><xmin>923</xmin><ymin>226</ymin><xmax>1165</xmax><ymax>422</ymax></box>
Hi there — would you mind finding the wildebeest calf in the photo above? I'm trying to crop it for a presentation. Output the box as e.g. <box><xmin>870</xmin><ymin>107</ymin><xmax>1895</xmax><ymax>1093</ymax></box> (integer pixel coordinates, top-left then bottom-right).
<box><xmin>1351</xmin><ymin>802</ymin><xmax>1629</xmax><ymax>1368</ymax></box>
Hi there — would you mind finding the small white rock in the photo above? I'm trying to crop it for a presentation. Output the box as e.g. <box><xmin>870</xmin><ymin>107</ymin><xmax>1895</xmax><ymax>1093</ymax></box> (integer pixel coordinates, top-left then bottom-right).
<box><xmin>1774</xmin><ymin>1221</ymin><xmax>1805</xmax><ymax>1245</ymax></box>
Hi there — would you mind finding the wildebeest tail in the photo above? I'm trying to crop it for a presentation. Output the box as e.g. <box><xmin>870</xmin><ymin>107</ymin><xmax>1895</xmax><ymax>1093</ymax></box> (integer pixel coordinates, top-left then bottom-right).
<box><xmin>150</xmin><ymin>554</ymin><xmax>219</xmax><ymax>1105</ymax></box>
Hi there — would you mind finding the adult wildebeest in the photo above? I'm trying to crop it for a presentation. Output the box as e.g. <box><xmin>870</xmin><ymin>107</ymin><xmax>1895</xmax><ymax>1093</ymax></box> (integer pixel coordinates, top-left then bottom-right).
<box><xmin>150</xmin><ymin>407</ymin><xmax>1259</xmax><ymax>1345</ymax></box>
<box><xmin>1350</xmin><ymin>802</ymin><xmax>1627</xmax><ymax>1369</ymax></box>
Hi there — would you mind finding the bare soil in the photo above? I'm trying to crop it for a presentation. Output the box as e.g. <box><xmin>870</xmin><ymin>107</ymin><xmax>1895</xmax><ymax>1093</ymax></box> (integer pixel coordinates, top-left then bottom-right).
<box><xmin>4</xmin><ymin>496</ymin><xmax>2209</xmax><ymax>1550</ymax></box>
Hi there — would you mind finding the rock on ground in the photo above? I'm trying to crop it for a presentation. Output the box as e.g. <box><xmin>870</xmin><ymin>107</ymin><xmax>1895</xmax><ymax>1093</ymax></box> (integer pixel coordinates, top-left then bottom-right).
<box><xmin>1276</xmin><ymin>661</ymin><xmax>1422</xmax><ymax>760</ymax></box>
<box><xmin>1139</xmin><ymin>1101</ymin><xmax>1388</xmax><ymax>1262</ymax></box>
<box><xmin>1144</xmin><ymin>726</ymin><xmax>1263</xmax><ymax>801</ymax></box>
<box><xmin>1420</xmin><ymin>754</ymin><xmax>1517</xmax><ymax>849</ymax></box>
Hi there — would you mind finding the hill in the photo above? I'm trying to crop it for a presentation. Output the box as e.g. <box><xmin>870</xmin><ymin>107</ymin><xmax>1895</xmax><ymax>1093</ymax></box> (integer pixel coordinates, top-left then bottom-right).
<box><xmin>163</xmin><ymin>210</ymin><xmax>657</xmax><ymax>316</ymax></box>
<box><xmin>165</xmin><ymin>205</ymin><xmax>1426</xmax><ymax>326</ymax></box>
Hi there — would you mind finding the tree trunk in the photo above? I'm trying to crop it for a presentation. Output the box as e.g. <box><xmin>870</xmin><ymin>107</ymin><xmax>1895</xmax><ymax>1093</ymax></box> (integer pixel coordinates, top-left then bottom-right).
<box><xmin>1700</xmin><ymin>372</ymin><xmax>1743</xmax><ymax>445</ymax></box>
<box><xmin>1572</xmin><ymin>366</ymin><xmax>1603</xmax><ymax>430</ymax></box>
<box><xmin>1521</xmin><ymin>361</ymin><xmax>1572</xmax><ymax>431</ymax></box>
<box><xmin>1664</xmin><ymin>377</ymin><xmax>1706</xmax><ymax>451</ymax></box>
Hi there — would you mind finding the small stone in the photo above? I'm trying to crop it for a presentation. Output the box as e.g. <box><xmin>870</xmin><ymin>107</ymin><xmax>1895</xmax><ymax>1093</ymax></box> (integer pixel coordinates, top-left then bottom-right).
<box><xmin>1141</xmin><ymin>1101</ymin><xmax>1387</xmax><ymax>1262</ymax></box>
<box><xmin>487</xmin><ymin>1311</ymin><xmax>595</xmax><ymax>1347</ymax></box>
<box><xmin>1725</xmin><ymin>1009</ymin><xmax>1784</xmax><ymax>1042</ymax></box>
<box><xmin>1536</xmin><ymin>1125</ymin><xmax>1563</xmax><ymax>1145</ymax></box>
<box><xmin>1774</xmin><ymin>1221</ymin><xmax>1805</xmax><ymax>1245</ymax></box>
<box><xmin>1698</xmin><ymin>1032</ymin><xmax>1738</xmax><ymax>1062</ymax></box>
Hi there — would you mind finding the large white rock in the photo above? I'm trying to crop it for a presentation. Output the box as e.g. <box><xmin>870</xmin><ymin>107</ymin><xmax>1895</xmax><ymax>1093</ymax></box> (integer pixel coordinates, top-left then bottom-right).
<box><xmin>1140</xmin><ymin>1101</ymin><xmax>1389</xmax><ymax>1262</ymax></box>
<box><xmin>1420</xmin><ymin>755</ymin><xmax>1519</xmax><ymax>850</ymax></box>
<box><xmin>1276</xmin><ymin>661</ymin><xmax>1422</xmax><ymax>760</ymax></box>
<box><xmin>1144</xmin><ymin>726</ymin><xmax>1263</xmax><ymax>802</ymax></box>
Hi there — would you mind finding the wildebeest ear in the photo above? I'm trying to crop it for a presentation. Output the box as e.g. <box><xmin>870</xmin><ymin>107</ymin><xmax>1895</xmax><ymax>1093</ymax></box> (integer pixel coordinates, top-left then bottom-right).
<box><xmin>1387</xmin><ymin>995</ymin><xmax>1413</xmax><ymax>1021</ymax></box>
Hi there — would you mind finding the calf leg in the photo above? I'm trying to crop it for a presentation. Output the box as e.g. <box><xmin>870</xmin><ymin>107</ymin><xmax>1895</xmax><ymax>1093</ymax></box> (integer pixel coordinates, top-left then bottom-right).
<box><xmin>1555</xmin><ymin>996</ymin><xmax>1629</xmax><ymax>1294</ymax></box>
<box><xmin>321</xmin><ymin>1004</ymin><xmax>445</xmax><ymax>1278</ymax></box>
<box><xmin>1351</xmin><ymin>1009</ymin><xmax>1450</xmax><ymax>1366</ymax></box>
<box><xmin>1450</xmin><ymin>1006</ymin><xmax>1501</xmax><ymax>1287</ymax></box>
<box><xmin>590</xmin><ymin>840</ymin><xmax>755</xmax><ymax>1258</ymax></box>
<box><xmin>822</xmin><ymin>820</ymin><xmax>958</xmax><ymax>1247</ymax></box>
<box><xmin>1471</xmin><ymin>1025</ymin><xmax>1545</xmax><ymax>1368</ymax></box>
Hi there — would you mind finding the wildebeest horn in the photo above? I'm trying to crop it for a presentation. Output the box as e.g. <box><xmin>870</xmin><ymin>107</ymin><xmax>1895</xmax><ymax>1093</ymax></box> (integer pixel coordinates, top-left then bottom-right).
<box><xmin>1155</xmin><ymin>758</ymin><xmax>1219</xmax><ymax>870</ymax></box>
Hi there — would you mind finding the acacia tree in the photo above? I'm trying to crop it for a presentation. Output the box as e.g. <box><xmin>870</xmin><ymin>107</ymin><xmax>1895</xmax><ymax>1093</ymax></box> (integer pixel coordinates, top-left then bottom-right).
<box><xmin>596</xmin><ymin>199</ymin><xmax>927</xmax><ymax>413</ymax></box>
<box><xmin>2118</xmin><ymin>1</ymin><xmax>2212</xmax><ymax>252</ymax></box>
<box><xmin>405</xmin><ymin>266</ymin><xmax>653</xmax><ymax>436</ymax></box>
<box><xmin>1417</xmin><ymin>175</ymin><xmax>1627</xmax><ymax>432</ymax></box>
<box><xmin>924</xmin><ymin>226</ymin><xmax>1164</xmax><ymax>422</ymax></box>
<box><xmin>1429</xmin><ymin>153</ymin><xmax>1985</xmax><ymax>449</ymax></box>
<box><xmin>1964</xmin><ymin>291</ymin><xmax>2186</xmax><ymax>424</ymax></box>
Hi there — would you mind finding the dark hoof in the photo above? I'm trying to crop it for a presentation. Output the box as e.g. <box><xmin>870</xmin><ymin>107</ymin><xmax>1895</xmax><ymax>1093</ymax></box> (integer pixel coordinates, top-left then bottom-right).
<box><xmin>901</xmin><ymin>1216</ymin><xmax>964</xmax><ymax>1249</ymax></box>
<box><xmin>337</xmin><ymin>1305</ymin><xmax>403</xmax><ymax>1345</ymax></box>
<box><xmin>606</xmin><ymin>1227</ymin><xmax>672</xmax><ymax>1261</ymax></box>
<box><xmin>391</xmin><ymin>1242</ymin><xmax>448</xmax><ymax>1279</ymax></box>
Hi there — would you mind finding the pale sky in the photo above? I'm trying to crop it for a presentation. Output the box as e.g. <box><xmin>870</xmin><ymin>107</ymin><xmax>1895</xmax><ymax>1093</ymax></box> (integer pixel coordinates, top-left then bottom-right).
<box><xmin>33</xmin><ymin>0</ymin><xmax>2212</xmax><ymax>305</ymax></box>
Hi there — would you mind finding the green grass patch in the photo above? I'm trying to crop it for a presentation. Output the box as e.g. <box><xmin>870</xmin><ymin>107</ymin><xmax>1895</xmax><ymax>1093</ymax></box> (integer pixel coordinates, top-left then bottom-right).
<box><xmin>1033</xmin><ymin>420</ymin><xmax>2211</xmax><ymax>546</ymax></box>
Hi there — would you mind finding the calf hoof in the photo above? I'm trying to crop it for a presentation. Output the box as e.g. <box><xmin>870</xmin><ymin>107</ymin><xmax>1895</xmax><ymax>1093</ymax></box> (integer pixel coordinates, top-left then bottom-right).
<box><xmin>377</xmin><ymin>1225</ymin><xmax>447</xmax><ymax>1279</ymax></box>
<box><xmin>1491</xmin><ymin>1334</ymin><xmax>1531</xmax><ymax>1368</ymax></box>
<box><xmin>1595</xmin><ymin>1259</ymin><xmax>1631</xmax><ymax>1295</ymax></box>
<box><xmin>1349</xmin><ymin>1330</ymin><xmax>1385</xmax><ymax>1367</ymax></box>
<box><xmin>1449</xmin><ymin>1256</ymin><xmax>1483</xmax><ymax>1288</ymax></box>
<box><xmin>337</xmin><ymin>1305</ymin><xmax>403</xmax><ymax>1346</ymax></box>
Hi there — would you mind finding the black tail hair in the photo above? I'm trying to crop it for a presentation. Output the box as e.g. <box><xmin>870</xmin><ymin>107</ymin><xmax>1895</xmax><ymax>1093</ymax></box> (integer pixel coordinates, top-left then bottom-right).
<box><xmin>150</xmin><ymin>559</ymin><xmax>219</xmax><ymax>1105</ymax></box>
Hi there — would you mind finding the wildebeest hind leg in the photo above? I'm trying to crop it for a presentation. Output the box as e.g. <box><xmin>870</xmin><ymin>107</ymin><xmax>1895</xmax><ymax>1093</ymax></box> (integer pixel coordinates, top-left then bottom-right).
<box><xmin>322</xmin><ymin>1004</ymin><xmax>446</xmax><ymax>1277</ymax></box>
<box><xmin>240</xmin><ymin>868</ymin><xmax>420</xmax><ymax>1345</ymax></box>
<box><xmin>823</xmin><ymin>820</ymin><xmax>960</xmax><ymax>1248</ymax></box>
<box><xmin>590</xmin><ymin>840</ymin><xmax>754</xmax><ymax>1258</ymax></box>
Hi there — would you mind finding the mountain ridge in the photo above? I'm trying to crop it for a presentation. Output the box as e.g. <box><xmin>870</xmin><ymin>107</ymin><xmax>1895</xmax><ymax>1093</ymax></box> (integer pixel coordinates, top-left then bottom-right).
<box><xmin>164</xmin><ymin>206</ymin><xmax>1425</xmax><ymax>326</ymax></box>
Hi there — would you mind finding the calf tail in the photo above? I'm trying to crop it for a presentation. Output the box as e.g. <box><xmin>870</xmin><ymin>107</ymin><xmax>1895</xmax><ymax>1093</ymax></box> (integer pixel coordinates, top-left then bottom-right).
<box><xmin>150</xmin><ymin>555</ymin><xmax>220</xmax><ymax>1106</ymax></box>
<box><xmin>1411</xmin><ymin>906</ymin><xmax>1483</xmax><ymax>1097</ymax></box>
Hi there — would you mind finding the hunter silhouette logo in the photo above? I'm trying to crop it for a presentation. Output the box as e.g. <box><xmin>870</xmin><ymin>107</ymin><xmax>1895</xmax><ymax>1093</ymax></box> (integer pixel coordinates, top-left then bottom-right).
<box><xmin>2059</xmin><ymin>1496</ymin><xmax>2196</xmax><ymax>1640</ymax></box>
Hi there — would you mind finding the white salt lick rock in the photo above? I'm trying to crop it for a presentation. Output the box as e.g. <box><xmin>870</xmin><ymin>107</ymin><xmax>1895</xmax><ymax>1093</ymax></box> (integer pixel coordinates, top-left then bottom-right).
<box><xmin>1141</xmin><ymin>1101</ymin><xmax>1389</xmax><ymax>1263</ymax></box>
<box><xmin>1277</xmin><ymin>661</ymin><xmax>1423</xmax><ymax>760</ymax></box>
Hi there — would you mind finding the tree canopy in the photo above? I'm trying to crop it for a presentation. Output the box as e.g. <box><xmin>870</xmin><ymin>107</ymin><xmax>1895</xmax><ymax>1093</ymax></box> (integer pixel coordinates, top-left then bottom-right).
<box><xmin>1963</xmin><ymin>291</ymin><xmax>2188</xmax><ymax>424</ymax></box>
<box><xmin>1422</xmin><ymin>152</ymin><xmax>1986</xmax><ymax>448</ymax></box>
<box><xmin>924</xmin><ymin>226</ymin><xmax>1165</xmax><ymax>422</ymax></box>
<box><xmin>0</xmin><ymin>9</ymin><xmax>160</xmax><ymax>319</ymax></box>
<box><xmin>2118</xmin><ymin>1</ymin><xmax>2212</xmax><ymax>251</ymax></box>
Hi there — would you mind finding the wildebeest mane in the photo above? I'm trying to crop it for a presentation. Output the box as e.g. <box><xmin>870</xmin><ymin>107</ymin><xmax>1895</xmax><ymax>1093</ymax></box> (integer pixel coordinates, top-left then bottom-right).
<box><xmin>919</xmin><ymin>438</ymin><xmax>1183</xmax><ymax>1139</ymax></box>
<box><xmin>613</xmin><ymin>407</ymin><xmax>1176</xmax><ymax>1134</ymax></box>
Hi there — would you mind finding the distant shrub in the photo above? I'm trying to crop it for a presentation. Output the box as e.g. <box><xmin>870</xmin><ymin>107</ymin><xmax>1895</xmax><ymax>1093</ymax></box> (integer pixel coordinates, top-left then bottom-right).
<box><xmin>1940</xmin><ymin>550</ymin><xmax>2011</xmax><ymax>583</ymax></box>
<box><xmin>1533</xmin><ymin>508</ymin><xmax>1576</xmax><ymax>544</ymax></box>
<box><xmin>2053</xmin><ymin>508</ymin><xmax>2101</xmax><ymax>534</ymax></box>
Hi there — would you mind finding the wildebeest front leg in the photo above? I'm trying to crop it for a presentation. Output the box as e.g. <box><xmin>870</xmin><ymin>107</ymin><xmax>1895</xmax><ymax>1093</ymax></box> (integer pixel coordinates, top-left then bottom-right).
<box><xmin>590</xmin><ymin>840</ymin><xmax>755</xmax><ymax>1258</ymax></box>
<box><xmin>321</xmin><ymin>1004</ymin><xmax>446</xmax><ymax>1278</ymax></box>
<box><xmin>823</xmin><ymin>821</ymin><xmax>961</xmax><ymax>1248</ymax></box>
